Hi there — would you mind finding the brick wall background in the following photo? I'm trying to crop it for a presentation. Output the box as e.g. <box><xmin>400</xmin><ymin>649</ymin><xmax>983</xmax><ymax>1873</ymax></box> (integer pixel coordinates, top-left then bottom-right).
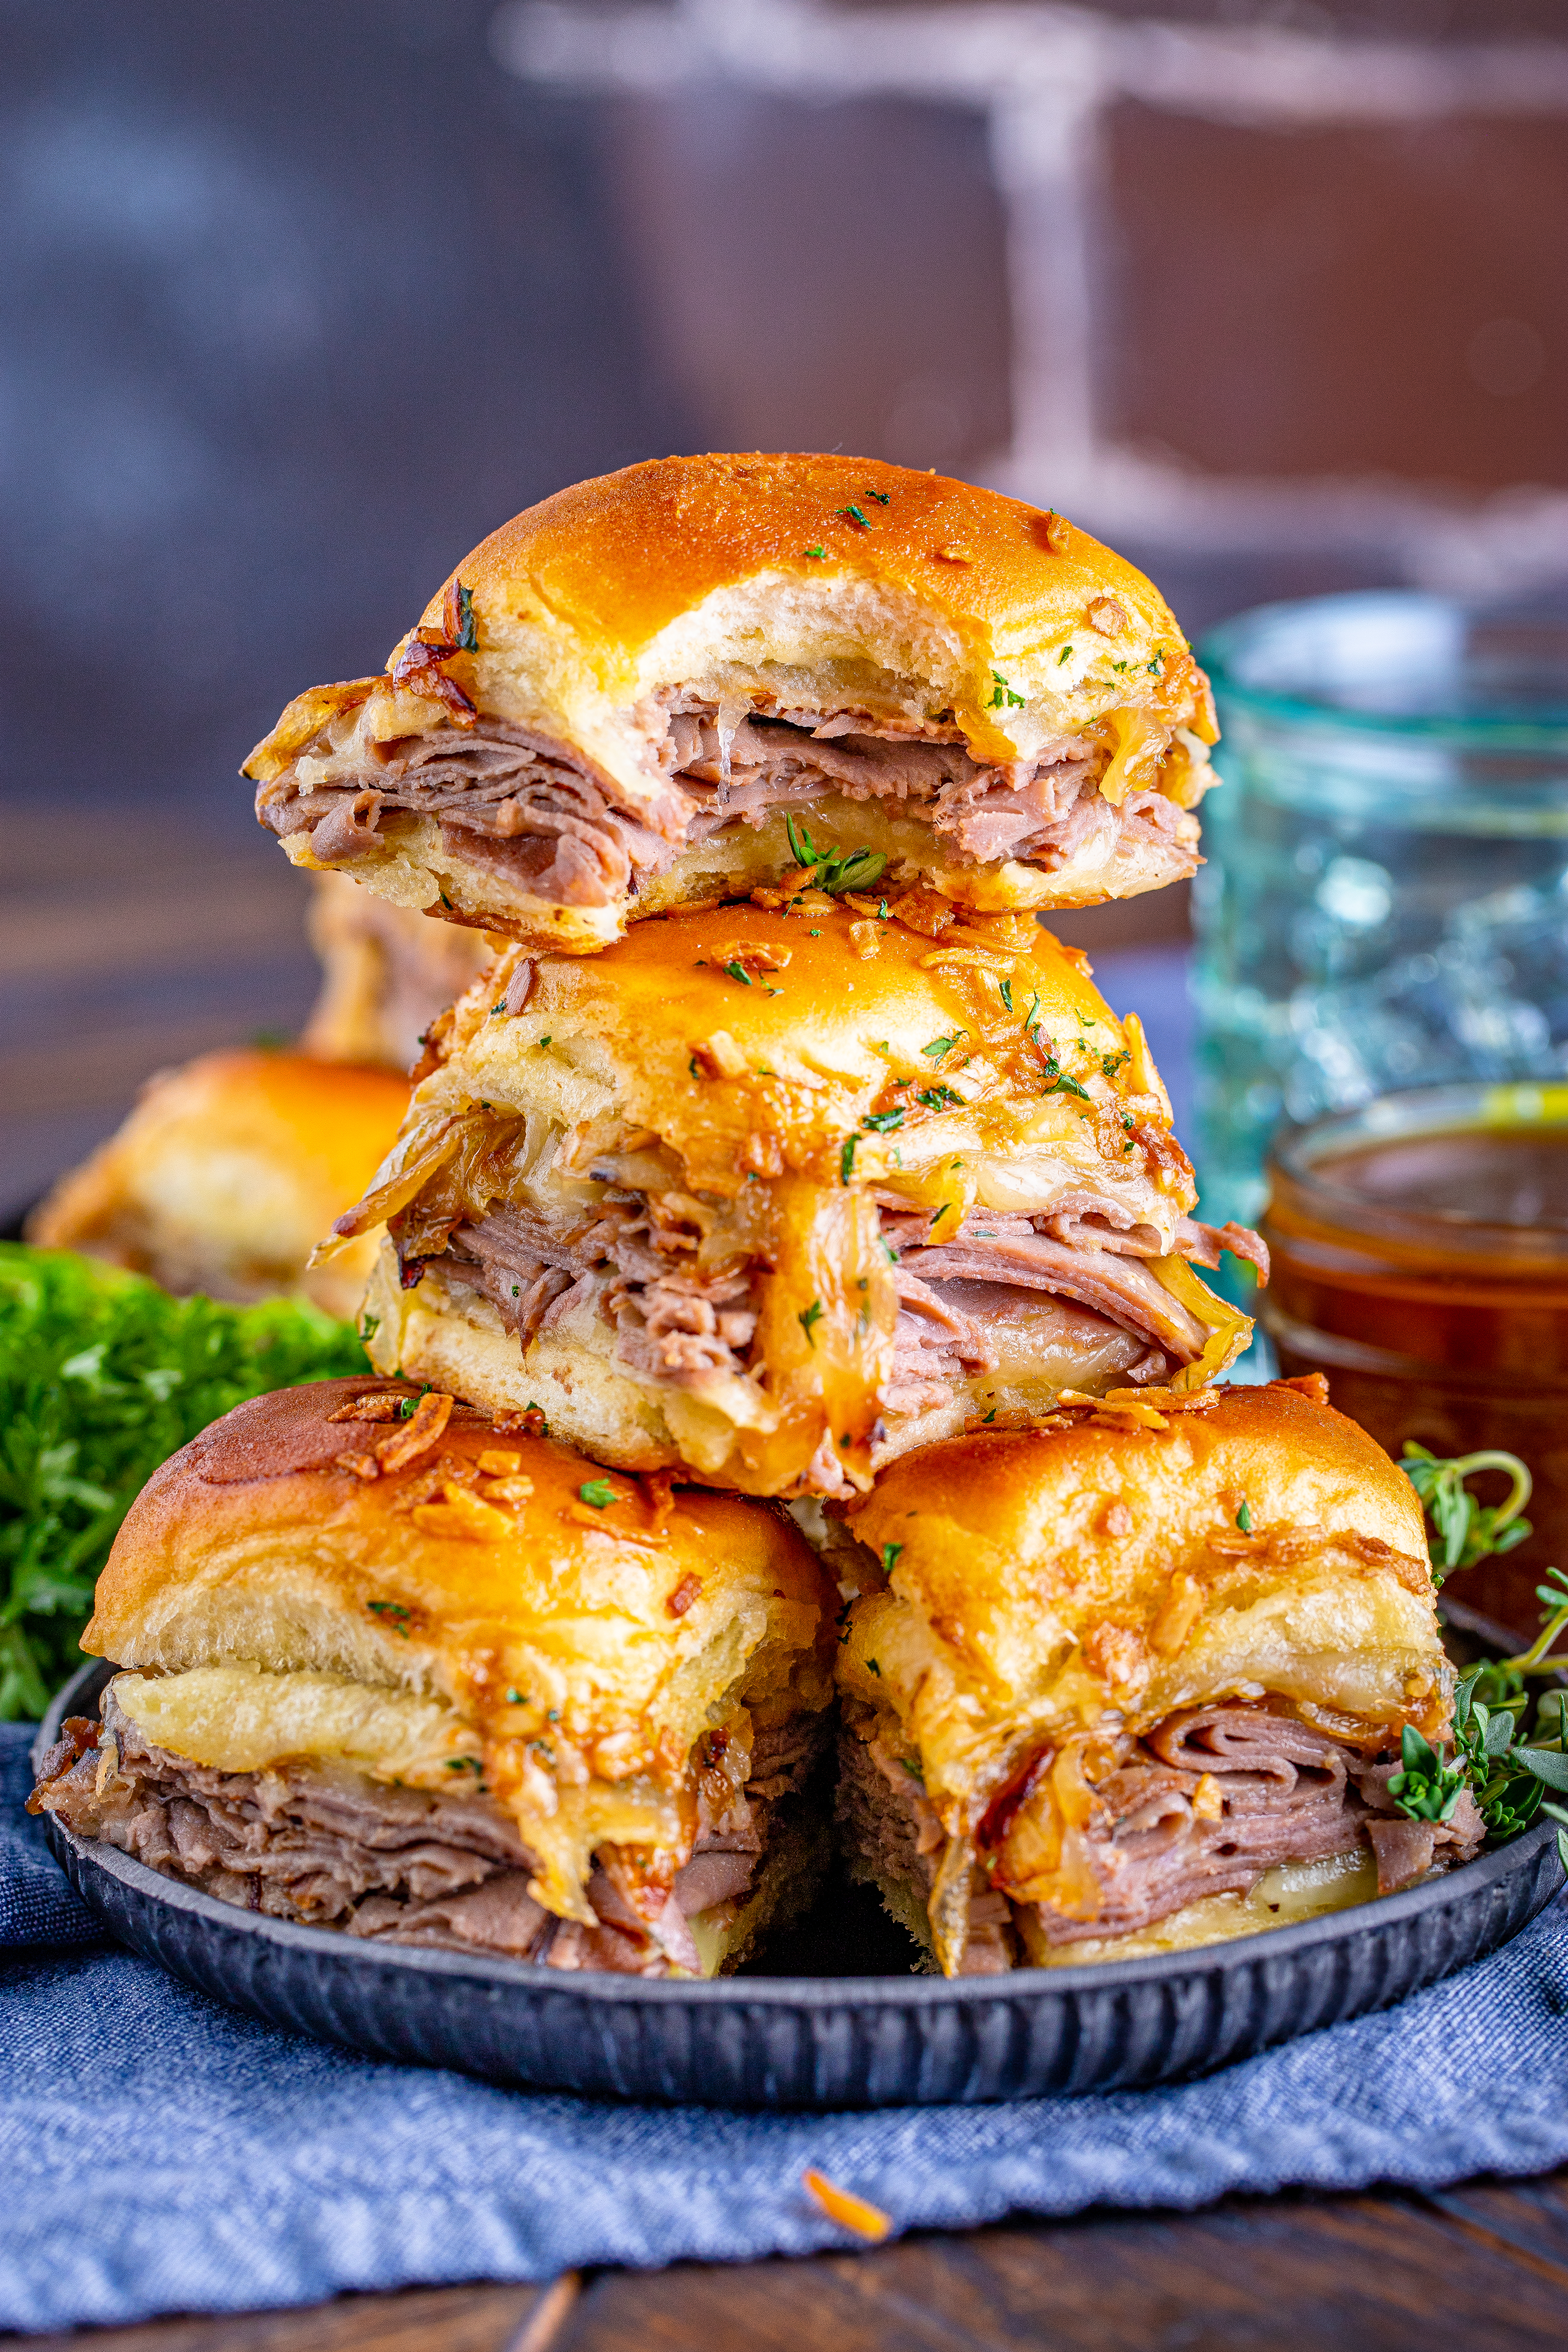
<box><xmin>5</xmin><ymin>0</ymin><xmax>1566</xmax><ymax>1210</ymax></box>
<box><xmin>498</xmin><ymin>0</ymin><xmax>1568</xmax><ymax>618</ymax></box>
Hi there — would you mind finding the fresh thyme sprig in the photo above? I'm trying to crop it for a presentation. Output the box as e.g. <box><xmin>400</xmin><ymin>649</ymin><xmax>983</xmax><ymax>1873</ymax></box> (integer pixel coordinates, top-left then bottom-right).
<box><xmin>1389</xmin><ymin>1445</ymin><xmax>1568</xmax><ymax>1869</ymax></box>
<box><xmin>784</xmin><ymin>815</ymin><xmax>887</xmax><ymax>896</ymax></box>
<box><xmin>1400</xmin><ymin>1442</ymin><xmax>1533</xmax><ymax>1583</ymax></box>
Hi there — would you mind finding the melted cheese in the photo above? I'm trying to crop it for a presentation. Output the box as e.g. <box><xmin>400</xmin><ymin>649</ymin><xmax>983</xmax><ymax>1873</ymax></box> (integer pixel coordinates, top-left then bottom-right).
<box><xmin>112</xmin><ymin>1665</ymin><xmax>477</xmax><ymax>1785</ymax></box>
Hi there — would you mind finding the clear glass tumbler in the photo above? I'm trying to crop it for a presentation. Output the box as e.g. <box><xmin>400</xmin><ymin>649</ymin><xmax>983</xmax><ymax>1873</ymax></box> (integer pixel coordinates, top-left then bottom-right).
<box><xmin>1193</xmin><ymin>594</ymin><xmax>1568</xmax><ymax>1229</ymax></box>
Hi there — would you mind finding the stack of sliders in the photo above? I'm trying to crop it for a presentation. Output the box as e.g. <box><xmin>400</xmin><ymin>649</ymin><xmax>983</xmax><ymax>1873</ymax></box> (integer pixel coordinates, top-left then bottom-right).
<box><xmin>32</xmin><ymin>457</ymin><xmax>1479</xmax><ymax>1980</ymax></box>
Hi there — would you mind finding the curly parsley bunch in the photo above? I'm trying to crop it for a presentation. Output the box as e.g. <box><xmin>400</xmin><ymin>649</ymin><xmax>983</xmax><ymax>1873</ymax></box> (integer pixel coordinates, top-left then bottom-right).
<box><xmin>0</xmin><ymin>1244</ymin><xmax>366</xmax><ymax>1718</ymax></box>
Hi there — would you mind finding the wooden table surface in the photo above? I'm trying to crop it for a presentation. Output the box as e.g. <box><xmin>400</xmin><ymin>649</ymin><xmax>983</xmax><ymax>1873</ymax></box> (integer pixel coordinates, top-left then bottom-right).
<box><xmin>6</xmin><ymin>803</ymin><xmax>1561</xmax><ymax>2349</ymax></box>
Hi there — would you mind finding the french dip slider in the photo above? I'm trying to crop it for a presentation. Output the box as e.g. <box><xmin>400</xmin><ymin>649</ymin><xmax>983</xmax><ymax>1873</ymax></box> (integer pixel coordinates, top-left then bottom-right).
<box><xmin>248</xmin><ymin>453</ymin><xmax>1218</xmax><ymax>952</ymax></box>
<box><xmin>835</xmin><ymin>1378</ymin><xmax>1481</xmax><ymax>1976</ymax></box>
<box><xmin>326</xmin><ymin>899</ymin><xmax>1260</xmax><ymax>1498</ymax></box>
<box><xmin>27</xmin><ymin>1049</ymin><xmax>409</xmax><ymax>1321</ymax></box>
<box><xmin>31</xmin><ymin>1378</ymin><xmax>835</xmax><ymax>1976</ymax></box>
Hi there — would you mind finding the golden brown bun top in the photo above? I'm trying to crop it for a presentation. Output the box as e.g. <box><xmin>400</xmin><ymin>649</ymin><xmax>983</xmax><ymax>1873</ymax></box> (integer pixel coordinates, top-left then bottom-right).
<box><xmin>851</xmin><ymin>1378</ymin><xmax>1427</xmax><ymax>1579</ymax></box>
<box><xmin>839</xmin><ymin>1378</ymin><xmax>1448</xmax><ymax>1799</ymax></box>
<box><xmin>400</xmin><ymin>900</ymin><xmax>1187</xmax><ymax>1204</ymax></box>
<box><xmin>88</xmin><ymin>1376</ymin><xmax>832</xmax><ymax>1735</ymax></box>
<box><xmin>247</xmin><ymin>453</ymin><xmax>1214</xmax><ymax>805</ymax></box>
<box><xmin>428</xmin><ymin>454</ymin><xmax>1197</xmax><ymax>754</ymax></box>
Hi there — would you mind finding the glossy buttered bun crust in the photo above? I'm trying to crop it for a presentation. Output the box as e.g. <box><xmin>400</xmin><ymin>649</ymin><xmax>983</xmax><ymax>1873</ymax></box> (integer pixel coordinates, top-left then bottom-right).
<box><xmin>839</xmin><ymin>1378</ymin><xmax>1450</xmax><ymax>1815</ymax></box>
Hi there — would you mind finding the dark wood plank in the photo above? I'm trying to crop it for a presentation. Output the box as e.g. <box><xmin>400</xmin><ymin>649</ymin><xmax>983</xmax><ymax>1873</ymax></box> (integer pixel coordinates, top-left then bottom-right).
<box><xmin>8</xmin><ymin>2277</ymin><xmax>562</xmax><ymax>2352</ymax></box>
<box><xmin>1421</xmin><ymin>2170</ymin><xmax>1568</xmax><ymax>2277</ymax></box>
<box><xmin>560</xmin><ymin>2179</ymin><xmax>1568</xmax><ymax>2352</ymax></box>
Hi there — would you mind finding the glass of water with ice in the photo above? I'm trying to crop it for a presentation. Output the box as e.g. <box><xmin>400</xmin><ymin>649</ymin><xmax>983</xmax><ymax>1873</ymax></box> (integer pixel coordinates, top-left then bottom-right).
<box><xmin>1193</xmin><ymin>593</ymin><xmax>1568</xmax><ymax>1228</ymax></box>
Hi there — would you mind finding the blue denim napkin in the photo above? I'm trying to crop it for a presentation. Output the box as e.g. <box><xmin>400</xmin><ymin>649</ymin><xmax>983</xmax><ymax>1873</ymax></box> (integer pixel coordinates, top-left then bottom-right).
<box><xmin>5</xmin><ymin>1722</ymin><xmax>1568</xmax><ymax>2335</ymax></box>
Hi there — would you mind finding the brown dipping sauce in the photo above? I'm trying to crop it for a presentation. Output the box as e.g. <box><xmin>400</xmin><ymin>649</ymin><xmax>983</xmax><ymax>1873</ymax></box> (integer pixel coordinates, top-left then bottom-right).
<box><xmin>1260</xmin><ymin>1086</ymin><xmax>1568</xmax><ymax>1638</ymax></box>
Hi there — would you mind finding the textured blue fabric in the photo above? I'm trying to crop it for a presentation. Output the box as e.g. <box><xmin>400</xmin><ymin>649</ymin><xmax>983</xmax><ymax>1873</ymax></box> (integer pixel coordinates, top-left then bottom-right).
<box><xmin>5</xmin><ymin>1723</ymin><xmax>1568</xmax><ymax>2333</ymax></box>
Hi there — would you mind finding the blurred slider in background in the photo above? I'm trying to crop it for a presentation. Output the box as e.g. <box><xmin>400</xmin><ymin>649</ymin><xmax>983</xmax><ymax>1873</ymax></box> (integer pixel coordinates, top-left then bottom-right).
<box><xmin>24</xmin><ymin>876</ymin><xmax>489</xmax><ymax>1315</ymax></box>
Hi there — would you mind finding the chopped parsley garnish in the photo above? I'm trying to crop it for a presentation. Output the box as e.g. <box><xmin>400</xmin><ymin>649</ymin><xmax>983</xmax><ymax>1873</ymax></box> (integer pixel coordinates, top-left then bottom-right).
<box><xmin>798</xmin><ymin>1300</ymin><xmax>825</xmax><ymax>1348</ymax></box>
<box><xmin>578</xmin><ymin>1479</ymin><xmax>617</xmax><ymax>1509</ymax></box>
<box><xmin>451</xmin><ymin>582</ymin><xmax>478</xmax><ymax>651</ymax></box>
<box><xmin>882</xmin><ymin>1542</ymin><xmax>903</xmax><ymax>1575</ymax></box>
<box><xmin>445</xmin><ymin>1756</ymin><xmax>482</xmax><ymax>1775</ymax></box>
<box><xmin>723</xmin><ymin>960</ymin><xmax>753</xmax><ymax>986</ymax></box>
<box><xmin>1057</xmin><ymin>644</ymin><xmax>1073</xmax><ymax>664</ymax></box>
<box><xmin>1235</xmin><ymin>1500</ymin><xmax>1253</xmax><ymax>1533</ymax></box>
<box><xmin>863</xmin><ymin>1109</ymin><xmax>904</xmax><ymax>1133</ymax></box>
<box><xmin>866</xmin><ymin>490</ymin><xmax>891</xmax><ymax>505</ymax></box>
<box><xmin>840</xmin><ymin>1135</ymin><xmax>859</xmax><ymax>1185</ymax></box>
<box><xmin>998</xmin><ymin>977</ymin><xmax>1014</xmax><ymax>1012</ymax></box>
<box><xmin>880</xmin><ymin>1237</ymin><xmax>899</xmax><ymax>1264</ymax></box>
<box><xmin>689</xmin><ymin>1056</ymin><xmax>703</xmax><ymax>1077</ymax></box>
<box><xmin>837</xmin><ymin>504</ymin><xmax>873</xmax><ymax>530</ymax></box>
<box><xmin>505</xmin><ymin>1687</ymin><xmax>528</xmax><ymax>1706</ymax></box>
<box><xmin>1041</xmin><ymin>1058</ymin><xmax>1091</xmax><ymax>1102</ymax></box>
<box><xmin>916</xmin><ymin>1084</ymin><xmax>963</xmax><ymax>1111</ymax></box>
<box><xmin>784</xmin><ymin>814</ymin><xmax>886</xmax><ymax>895</ymax></box>
<box><xmin>368</xmin><ymin>1601</ymin><xmax>412</xmax><ymax>1641</ymax></box>
<box><xmin>803</xmin><ymin>545</ymin><xmax>826</xmax><ymax>559</ymax></box>
<box><xmin>866</xmin><ymin>1658</ymin><xmax>882</xmax><ymax>1677</ymax></box>
<box><xmin>901</xmin><ymin>1755</ymin><xmax>924</xmax><ymax>1785</ymax></box>
<box><xmin>1099</xmin><ymin>1049</ymin><xmax>1131</xmax><ymax>1079</ymax></box>
<box><xmin>921</xmin><ymin>1032</ymin><xmax>964</xmax><ymax>1061</ymax></box>
<box><xmin>988</xmin><ymin>669</ymin><xmax>1026</xmax><ymax>710</ymax></box>
<box><xmin>539</xmin><ymin>1035</ymin><xmax>551</xmax><ymax>1048</ymax></box>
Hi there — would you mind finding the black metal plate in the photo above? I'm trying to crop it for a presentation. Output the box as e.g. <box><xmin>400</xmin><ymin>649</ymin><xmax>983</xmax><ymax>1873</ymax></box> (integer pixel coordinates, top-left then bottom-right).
<box><xmin>32</xmin><ymin>1660</ymin><xmax>1564</xmax><ymax>2108</ymax></box>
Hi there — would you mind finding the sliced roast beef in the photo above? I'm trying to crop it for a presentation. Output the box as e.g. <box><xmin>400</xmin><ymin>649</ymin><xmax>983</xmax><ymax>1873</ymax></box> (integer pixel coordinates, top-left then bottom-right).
<box><xmin>894</xmin><ymin>1228</ymin><xmax>1211</xmax><ymax>1364</ymax></box>
<box><xmin>1174</xmin><ymin>1217</ymin><xmax>1272</xmax><ymax>1281</ymax></box>
<box><xmin>836</xmin><ymin>1713</ymin><xmax>1018</xmax><ymax>1974</ymax></box>
<box><xmin>32</xmin><ymin>1681</ymin><xmax>825</xmax><ymax>1976</ymax></box>
<box><xmin>256</xmin><ymin>699</ymin><xmax>1200</xmax><ymax>902</ymax></box>
<box><xmin>611</xmin><ymin>1266</ymin><xmax>760</xmax><ymax>1388</ymax></box>
<box><xmin>416</xmin><ymin>1182</ymin><xmax>1263</xmax><ymax>1416</ymax></box>
<box><xmin>841</xmin><ymin>1699</ymin><xmax>1485</xmax><ymax>1970</ymax></box>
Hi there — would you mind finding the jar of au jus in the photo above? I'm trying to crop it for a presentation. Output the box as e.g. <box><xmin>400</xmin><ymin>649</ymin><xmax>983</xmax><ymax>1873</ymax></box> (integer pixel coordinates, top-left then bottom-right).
<box><xmin>1194</xmin><ymin>594</ymin><xmax>1568</xmax><ymax>1234</ymax></box>
<box><xmin>1259</xmin><ymin>1081</ymin><xmax>1568</xmax><ymax>1639</ymax></box>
